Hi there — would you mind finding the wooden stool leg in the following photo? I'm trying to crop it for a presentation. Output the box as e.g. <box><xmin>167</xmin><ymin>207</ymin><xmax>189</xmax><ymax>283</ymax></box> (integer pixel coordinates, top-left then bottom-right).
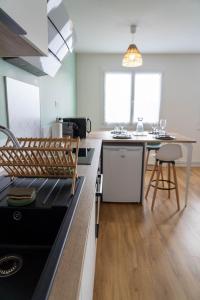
<box><xmin>145</xmin><ymin>161</ymin><xmax>157</xmax><ymax>199</ymax></box>
<box><xmin>160</xmin><ymin>165</ymin><xmax>164</xmax><ymax>188</ymax></box>
<box><xmin>145</xmin><ymin>150</ymin><xmax>150</xmax><ymax>171</ymax></box>
<box><xmin>168</xmin><ymin>162</ymin><xmax>171</xmax><ymax>199</ymax></box>
<box><xmin>172</xmin><ymin>163</ymin><xmax>180</xmax><ymax>210</ymax></box>
<box><xmin>151</xmin><ymin>163</ymin><xmax>161</xmax><ymax>211</ymax></box>
<box><xmin>155</xmin><ymin>149</ymin><xmax>164</xmax><ymax>187</ymax></box>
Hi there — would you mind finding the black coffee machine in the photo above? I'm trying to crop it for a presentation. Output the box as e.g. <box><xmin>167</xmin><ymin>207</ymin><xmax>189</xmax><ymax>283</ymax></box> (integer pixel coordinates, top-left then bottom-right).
<box><xmin>62</xmin><ymin>117</ymin><xmax>91</xmax><ymax>138</ymax></box>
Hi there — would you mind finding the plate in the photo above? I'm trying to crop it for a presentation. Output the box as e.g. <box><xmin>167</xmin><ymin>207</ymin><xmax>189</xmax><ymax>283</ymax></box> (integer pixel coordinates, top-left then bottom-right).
<box><xmin>113</xmin><ymin>134</ymin><xmax>132</xmax><ymax>139</ymax></box>
<box><xmin>133</xmin><ymin>131</ymin><xmax>148</xmax><ymax>136</ymax></box>
<box><xmin>155</xmin><ymin>135</ymin><xmax>175</xmax><ymax>140</ymax></box>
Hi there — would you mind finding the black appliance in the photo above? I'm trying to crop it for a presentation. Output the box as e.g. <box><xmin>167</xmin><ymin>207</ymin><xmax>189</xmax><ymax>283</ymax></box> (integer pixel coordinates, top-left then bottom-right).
<box><xmin>62</xmin><ymin>117</ymin><xmax>91</xmax><ymax>139</ymax></box>
<box><xmin>75</xmin><ymin>148</ymin><xmax>95</xmax><ymax>165</ymax></box>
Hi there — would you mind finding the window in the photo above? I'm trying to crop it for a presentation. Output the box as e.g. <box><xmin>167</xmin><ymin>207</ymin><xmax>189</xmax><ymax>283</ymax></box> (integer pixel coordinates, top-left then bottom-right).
<box><xmin>133</xmin><ymin>73</ymin><xmax>161</xmax><ymax>123</ymax></box>
<box><xmin>104</xmin><ymin>72</ymin><xmax>161</xmax><ymax>124</ymax></box>
<box><xmin>105</xmin><ymin>73</ymin><xmax>132</xmax><ymax>123</ymax></box>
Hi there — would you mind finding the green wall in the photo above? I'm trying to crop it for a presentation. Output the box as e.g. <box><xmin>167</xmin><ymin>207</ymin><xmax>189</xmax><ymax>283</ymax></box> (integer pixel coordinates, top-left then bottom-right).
<box><xmin>0</xmin><ymin>53</ymin><xmax>76</xmax><ymax>139</ymax></box>
<box><xmin>39</xmin><ymin>52</ymin><xmax>77</xmax><ymax>128</ymax></box>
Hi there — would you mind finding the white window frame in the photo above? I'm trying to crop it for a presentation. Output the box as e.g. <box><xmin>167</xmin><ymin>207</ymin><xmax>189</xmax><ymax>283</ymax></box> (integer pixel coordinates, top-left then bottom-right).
<box><xmin>103</xmin><ymin>71</ymin><xmax>162</xmax><ymax>128</ymax></box>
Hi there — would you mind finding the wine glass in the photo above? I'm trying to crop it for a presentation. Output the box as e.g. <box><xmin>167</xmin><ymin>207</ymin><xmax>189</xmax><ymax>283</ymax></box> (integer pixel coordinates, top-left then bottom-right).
<box><xmin>151</xmin><ymin>122</ymin><xmax>158</xmax><ymax>134</ymax></box>
<box><xmin>159</xmin><ymin>119</ymin><xmax>167</xmax><ymax>135</ymax></box>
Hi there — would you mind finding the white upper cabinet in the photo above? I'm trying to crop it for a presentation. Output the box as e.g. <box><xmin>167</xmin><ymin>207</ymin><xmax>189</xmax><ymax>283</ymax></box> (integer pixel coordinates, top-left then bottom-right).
<box><xmin>0</xmin><ymin>0</ymin><xmax>48</xmax><ymax>56</ymax></box>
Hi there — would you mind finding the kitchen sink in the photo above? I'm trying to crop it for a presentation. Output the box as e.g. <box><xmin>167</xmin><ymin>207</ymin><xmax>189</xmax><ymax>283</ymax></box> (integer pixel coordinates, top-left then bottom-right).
<box><xmin>0</xmin><ymin>176</ymin><xmax>84</xmax><ymax>300</ymax></box>
<box><xmin>0</xmin><ymin>207</ymin><xmax>66</xmax><ymax>246</ymax></box>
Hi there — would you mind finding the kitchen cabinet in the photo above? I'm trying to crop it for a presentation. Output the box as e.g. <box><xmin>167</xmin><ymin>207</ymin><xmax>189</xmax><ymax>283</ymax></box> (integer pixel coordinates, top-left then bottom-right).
<box><xmin>0</xmin><ymin>0</ymin><xmax>48</xmax><ymax>56</ymax></box>
<box><xmin>79</xmin><ymin>200</ymin><xmax>96</xmax><ymax>300</ymax></box>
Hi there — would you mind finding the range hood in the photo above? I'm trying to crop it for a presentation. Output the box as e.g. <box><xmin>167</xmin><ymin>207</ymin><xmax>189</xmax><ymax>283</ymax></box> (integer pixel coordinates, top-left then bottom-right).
<box><xmin>4</xmin><ymin>0</ymin><xmax>75</xmax><ymax>77</ymax></box>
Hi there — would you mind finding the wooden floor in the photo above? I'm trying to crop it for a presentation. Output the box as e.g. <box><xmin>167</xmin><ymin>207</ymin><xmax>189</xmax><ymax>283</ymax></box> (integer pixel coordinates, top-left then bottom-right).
<box><xmin>93</xmin><ymin>167</ymin><xmax>200</xmax><ymax>300</ymax></box>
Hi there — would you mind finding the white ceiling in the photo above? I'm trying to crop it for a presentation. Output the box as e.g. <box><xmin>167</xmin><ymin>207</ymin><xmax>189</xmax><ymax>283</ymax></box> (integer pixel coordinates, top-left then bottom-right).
<box><xmin>64</xmin><ymin>0</ymin><xmax>200</xmax><ymax>54</ymax></box>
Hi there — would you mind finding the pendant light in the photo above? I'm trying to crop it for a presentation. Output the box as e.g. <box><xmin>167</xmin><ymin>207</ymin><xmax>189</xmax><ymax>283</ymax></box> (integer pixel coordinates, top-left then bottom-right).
<box><xmin>122</xmin><ymin>24</ymin><xmax>143</xmax><ymax>67</ymax></box>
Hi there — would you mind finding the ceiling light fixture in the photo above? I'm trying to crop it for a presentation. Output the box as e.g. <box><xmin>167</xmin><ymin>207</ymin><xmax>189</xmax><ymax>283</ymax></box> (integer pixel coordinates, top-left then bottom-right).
<box><xmin>122</xmin><ymin>24</ymin><xmax>143</xmax><ymax>67</ymax></box>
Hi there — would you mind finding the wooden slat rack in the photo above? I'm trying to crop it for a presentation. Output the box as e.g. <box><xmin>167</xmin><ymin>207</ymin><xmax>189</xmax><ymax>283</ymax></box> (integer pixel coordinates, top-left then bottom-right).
<box><xmin>0</xmin><ymin>137</ymin><xmax>80</xmax><ymax>195</ymax></box>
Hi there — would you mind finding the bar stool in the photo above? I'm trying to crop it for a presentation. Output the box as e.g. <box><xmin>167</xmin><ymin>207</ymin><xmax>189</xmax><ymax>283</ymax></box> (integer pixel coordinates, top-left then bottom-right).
<box><xmin>145</xmin><ymin>142</ymin><xmax>161</xmax><ymax>171</ymax></box>
<box><xmin>145</xmin><ymin>142</ymin><xmax>165</xmax><ymax>187</ymax></box>
<box><xmin>145</xmin><ymin>144</ymin><xmax>182</xmax><ymax>211</ymax></box>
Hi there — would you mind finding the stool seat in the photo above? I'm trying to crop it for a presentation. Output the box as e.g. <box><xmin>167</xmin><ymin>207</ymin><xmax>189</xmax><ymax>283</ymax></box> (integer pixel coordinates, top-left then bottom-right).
<box><xmin>156</xmin><ymin>144</ymin><xmax>182</xmax><ymax>161</ymax></box>
<box><xmin>145</xmin><ymin>143</ymin><xmax>182</xmax><ymax>211</ymax></box>
<box><xmin>146</xmin><ymin>142</ymin><xmax>161</xmax><ymax>151</ymax></box>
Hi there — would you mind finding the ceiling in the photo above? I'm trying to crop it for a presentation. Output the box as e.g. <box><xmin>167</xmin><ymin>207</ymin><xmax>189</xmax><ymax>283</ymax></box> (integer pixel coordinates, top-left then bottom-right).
<box><xmin>64</xmin><ymin>0</ymin><xmax>200</xmax><ymax>54</ymax></box>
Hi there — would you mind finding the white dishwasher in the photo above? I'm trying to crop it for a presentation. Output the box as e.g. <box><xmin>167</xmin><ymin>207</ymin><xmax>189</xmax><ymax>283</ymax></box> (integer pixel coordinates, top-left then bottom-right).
<box><xmin>103</xmin><ymin>144</ymin><xmax>144</xmax><ymax>203</ymax></box>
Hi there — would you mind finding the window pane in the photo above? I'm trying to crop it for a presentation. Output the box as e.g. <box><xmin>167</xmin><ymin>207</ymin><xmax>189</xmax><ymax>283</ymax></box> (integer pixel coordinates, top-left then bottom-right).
<box><xmin>133</xmin><ymin>73</ymin><xmax>161</xmax><ymax>123</ymax></box>
<box><xmin>105</xmin><ymin>73</ymin><xmax>132</xmax><ymax>123</ymax></box>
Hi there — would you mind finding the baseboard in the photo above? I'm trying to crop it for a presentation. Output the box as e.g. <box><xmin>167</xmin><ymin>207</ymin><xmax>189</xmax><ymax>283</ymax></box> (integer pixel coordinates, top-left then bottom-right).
<box><xmin>148</xmin><ymin>155</ymin><xmax>200</xmax><ymax>168</ymax></box>
<box><xmin>148</xmin><ymin>161</ymin><xmax>200</xmax><ymax>168</ymax></box>
<box><xmin>176</xmin><ymin>161</ymin><xmax>200</xmax><ymax>167</ymax></box>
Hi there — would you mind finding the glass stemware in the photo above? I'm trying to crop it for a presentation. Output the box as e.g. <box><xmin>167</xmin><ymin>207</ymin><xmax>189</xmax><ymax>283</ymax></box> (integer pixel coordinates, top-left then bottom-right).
<box><xmin>159</xmin><ymin>119</ymin><xmax>167</xmax><ymax>135</ymax></box>
<box><xmin>152</xmin><ymin>122</ymin><xmax>158</xmax><ymax>134</ymax></box>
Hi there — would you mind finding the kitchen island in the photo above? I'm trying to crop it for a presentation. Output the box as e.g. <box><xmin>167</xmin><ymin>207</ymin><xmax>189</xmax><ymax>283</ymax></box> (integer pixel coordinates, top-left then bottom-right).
<box><xmin>89</xmin><ymin>131</ymin><xmax>196</xmax><ymax>206</ymax></box>
<box><xmin>89</xmin><ymin>130</ymin><xmax>196</xmax><ymax>144</ymax></box>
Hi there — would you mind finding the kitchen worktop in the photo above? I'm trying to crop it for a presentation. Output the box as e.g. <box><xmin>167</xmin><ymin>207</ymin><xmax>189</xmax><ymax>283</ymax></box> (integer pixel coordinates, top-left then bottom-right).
<box><xmin>48</xmin><ymin>138</ymin><xmax>101</xmax><ymax>300</ymax></box>
<box><xmin>0</xmin><ymin>137</ymin><xmax>101</xmax><ymax>300</ymax></box>
<box><xmin>89</xmin><ymin>130</ymin><xmax>196</xmax><ymax>143</ymax></box>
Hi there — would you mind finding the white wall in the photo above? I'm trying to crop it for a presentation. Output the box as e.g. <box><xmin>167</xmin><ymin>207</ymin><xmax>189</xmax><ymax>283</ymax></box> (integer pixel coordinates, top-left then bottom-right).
<box><xmin>77</xmin><ymin>53</ymin><xmax>200</xmax><ymax>164</ymax></box>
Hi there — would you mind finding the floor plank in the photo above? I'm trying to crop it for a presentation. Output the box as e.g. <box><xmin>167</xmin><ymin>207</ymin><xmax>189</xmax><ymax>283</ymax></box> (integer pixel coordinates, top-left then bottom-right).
<box><xmin>93</xmin><ymin>167</ymin><xmax>200</xmax><ymax>300</ymax></box>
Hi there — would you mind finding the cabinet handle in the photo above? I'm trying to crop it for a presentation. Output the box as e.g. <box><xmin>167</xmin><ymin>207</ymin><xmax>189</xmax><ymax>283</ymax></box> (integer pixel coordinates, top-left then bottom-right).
<box><xmin>96</xmin><ymin>174</ymin><xmax>103</xmax><ymax>197</ymax></box>
<box><xmin>95</xmin><ymin>224</ymin><xmax>99</xmax><ymax>239</ymax></box>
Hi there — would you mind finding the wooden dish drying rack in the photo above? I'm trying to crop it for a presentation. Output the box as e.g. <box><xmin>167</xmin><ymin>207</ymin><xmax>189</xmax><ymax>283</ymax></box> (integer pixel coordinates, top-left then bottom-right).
<box><xmin>0</xmin><ymin>137</ymin><xmax>80</xmax><ymax>195</ymax></box>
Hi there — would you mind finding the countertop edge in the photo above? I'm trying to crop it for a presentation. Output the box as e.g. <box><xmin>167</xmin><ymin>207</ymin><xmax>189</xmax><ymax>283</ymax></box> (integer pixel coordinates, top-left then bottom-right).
<box><xmin>48</xmin><ymin>138</ymin><xmax>102</xmax><ymax>300</ymax></box>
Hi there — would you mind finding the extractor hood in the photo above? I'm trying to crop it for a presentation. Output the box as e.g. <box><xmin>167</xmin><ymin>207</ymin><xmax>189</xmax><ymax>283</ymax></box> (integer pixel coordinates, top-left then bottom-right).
<box><xmin>4</xmin><ymin>0</ymin><xmax>75</xmax><ymax>77</ymax></box>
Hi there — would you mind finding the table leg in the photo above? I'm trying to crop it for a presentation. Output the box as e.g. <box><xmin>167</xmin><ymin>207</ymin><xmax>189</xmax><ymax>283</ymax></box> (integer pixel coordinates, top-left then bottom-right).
<box><xmin>184</xmin><ymin>143</ymin><xmax>193</xmax><ymax>207</ymax></box>
<box><xmin>141</xmin><ymin>142</ymin><xmax>147</xmax><ymax>203</ymax></box>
